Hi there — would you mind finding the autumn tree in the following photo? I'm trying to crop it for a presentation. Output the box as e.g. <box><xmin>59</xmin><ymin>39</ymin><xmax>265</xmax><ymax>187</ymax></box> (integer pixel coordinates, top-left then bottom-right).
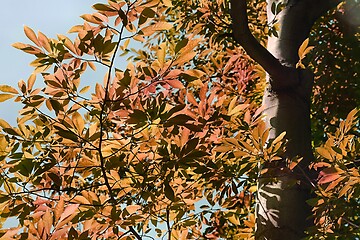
<box><xmin>0</xmin><ymin>0</ymin><xmax>358</xmax><ymax>239</ymax></box>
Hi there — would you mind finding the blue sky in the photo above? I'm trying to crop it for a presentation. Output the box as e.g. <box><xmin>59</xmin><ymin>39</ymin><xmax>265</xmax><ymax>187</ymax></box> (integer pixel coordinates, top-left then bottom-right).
<box><xmin>0</xmin><ymin>1</ymin><xmax>97</xmax><ymax>124</ymax></box>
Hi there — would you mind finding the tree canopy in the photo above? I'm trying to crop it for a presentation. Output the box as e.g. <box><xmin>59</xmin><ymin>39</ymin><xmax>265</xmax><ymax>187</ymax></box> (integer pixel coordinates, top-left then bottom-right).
<box><xmin>0</xmin><ymin>0</ymin><xmax>358</xmax><ymax>239</ymax></box>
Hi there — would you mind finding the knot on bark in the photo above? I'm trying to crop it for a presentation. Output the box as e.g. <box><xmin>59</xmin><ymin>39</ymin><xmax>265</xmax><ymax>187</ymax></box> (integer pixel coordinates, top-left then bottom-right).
<box><xmin>267</xmin><ymin>67</ymin><xmax>314</xmax><ymax>101</ymax></box>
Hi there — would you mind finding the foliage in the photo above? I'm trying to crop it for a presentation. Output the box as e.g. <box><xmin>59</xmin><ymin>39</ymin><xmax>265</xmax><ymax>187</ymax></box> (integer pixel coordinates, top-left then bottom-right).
<box><xmin>308</xmin><ymin>109</ymin><xmax>360</xmax><ymax>239</ymax></box>
<box><xmin>309</xmin><ymin>1</ymin><xmax>360</xmax><ymax>145</ymax></box>
<box><xmin>0</xmin><ymin>0</ymin><xmax>358</xmax><ymax>239</ymax></box>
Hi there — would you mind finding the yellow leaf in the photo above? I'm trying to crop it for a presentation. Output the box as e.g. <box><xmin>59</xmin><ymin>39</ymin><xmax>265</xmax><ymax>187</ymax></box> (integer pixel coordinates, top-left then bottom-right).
<box><xmin>0</xmin><ymin>85</ymin><xmax>18</xmax><ymax>94</ymax></box>
<box><xmin>229</xmin><ymin>104</ymin><xmax>249</xmax><ymax>116</ymax></box>
<box><xmin>178</xmin><ymin>38</ymin><xmax>202</xmax><ymax>55</ymax></box>
<box><xmin>298</xmin><ymin>38</ymin><xmax>314</xmax><ymax>64</ymax></box>
<box><xmin>88</xmin><ymin>62</ymin><xmax>96</xmax><ymax>71</ymax></box>
<box><xmin>162</xmin><ymin>0</ymin><xmax>173</xmax><ymax>7</ymax></box>
<box><xmin>272</xmin><ymin>131</ymin><xmax>286</xmax><ymax>145</ymax></box>
<box><xmin>80</xmin><ymin>14</ymin><xmax>102</xmax><ymax>24</ymax></box>
<box><xmin>79</xmin><ymin>86</ymin><xmax>91</xmax><ymax>94</ymax></box>
<box><xmin>173</xmin><ymin>51</ymin><xmax>196</xmax><ymax>65</ymax></box>
<box><xmin>68</xmin><ymin>25</ymin><xmax>84</xmax><ymax>33</ymax></box>
<box><xmin>57</xmin><ymin>34</ymin><xmax>77</xmax><ymax>54</ymax></box>
<box><xmin>73</xmin><ymin>195</ymin><xmax>91</xmax><ymax>205</ymax></box>
<box><xmin>157</xmin><ymin>42</ymin><xmax>166</xmax><ymax>66</ymax></box>
<box><xmin>228</xmin><ymin>96</ymin><xmax>238</xmax><ymax>113</ymax></box>
<box><xmin>24</xmin><ymin>25</ymin><xmax>41</xmax><ymax>47</ymax></box>
<box><xmin>249</xmin><ymin>185</ymin><xmax>257</xmax><ymax>193</ymax></box>
<box><xmin>0</xmin><ymin>118</ymin><xmax>11</xmax><ymax>129</ymax></box>
<box><xmin>298</xmin><ymin>38</ymin><xmax>309</xmax><ymax>57</ymax></box>
<box><xmin>0</xmin><ymin>94</ymin><xmax>15</xmax><ymax>102</ymax></box>
<box><xmin>234</xmin><ymin>150</ymin><xmax>249</xmax><ymax>157</ymax></box>
<box><xmin>244</xmin><ymin>219</ymin><xmax>255</xmax><ymax>228</ymax></box>
<box><xmin>214</xmin><ymin>145</ymin><xmax>233</xmax><ymax>152</ymax></box>
<box><xmin>316</xmin><ymin>147</ymin><xmax>333</xmax><ymax>160</ymax></box>
<box><xmin>72</xmin><ymin>112</ymin><xmax>85</xmax><ymax>133</ymax></box>
<box><xmin>183</xmin><ymin>69</ymin><xmax>205</xmax><ymax>78</ymax></box>
<box><xmin>27</xmin><ymin>74</ymin><xmax>36</xmax><ymax>92</ymax></box>
<box><xmin>228</xmin><ymin>215</ymin><xmax>240</xmax><ymax>225</ymax></box>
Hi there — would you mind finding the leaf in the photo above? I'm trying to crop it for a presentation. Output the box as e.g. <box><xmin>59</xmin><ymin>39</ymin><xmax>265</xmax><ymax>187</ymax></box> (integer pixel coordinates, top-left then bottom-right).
<box><xmin>228</xmin><ymin>215</ymin><xmax>240</xmax><ymax>225</ymax></box>
<box><xmin>175</xmin><ymin>38</ymin><xmax>189</xmax><ymax>54</ymax></box>
<box><xmin>318</xmin><ymin>167</ymin><xmax>342</xmax><ymax>184</ymax></box>
<box><xmin>24</xmin><ymin>26</ymin><xmax>41</xmax><ymax>47</ymax></box>
<box><xmin>57</xmin><ymin>34</ymin><xmax>77</xmax><ymax>54</ymax></box>
<box><xmin>173</xmin><ymin>51</ymin><xmax>196</xmax><ymax>65</ymax></box>
<box><xmin>228</xmin><ymin>104</ymin><xmax>249</xmax><ymax>116</ymax></box>
<box><xmin>0</xmin><ymin>94</ymin><xmax>15</xmax><ymax>102</ymax></box>
<box><xmin>27</xmin><ymin>74</ymin><xmax>36</xmax><ymax>92</ymax></box>
<box><xmin>56</xmin><ymin>204</ymin><xmax>79</xmax><ymax>229</ymax></box>
<box><xmin>298</xmin><ymin>38</ymin><xmax>314</xmax><ymax>60</ymax></box>
<box><xmin>72</xmin><ymin>112</ymin><xmax>85</xmax><ymax>133</ymax></box>
<box><xmin>54</xmin><ymin>197</ymin><xmax>64</xmax><ymax>222</ymax></box>
<box><xmin>166</xmin><ymin>79</ymin><xmax>184</xmax><ymax>89</ymax></box>
<box><xmin>73</xmin><ymin>195</ymin><xmax>91</xmax><ymax>205</ymax></box>
<box><xmin>37</xmin><ymin>31</ymin><xmax>52</xmax><ymax>52</ymax></box>
<box><xmin>162</xmin><ymin>0</ymin><xmax>173</xmax><ymax>7</ymax></box>
<box><xmin>68</xmin><ymin>25</ymin><xmax>84</xmax><ymax>33</ymax></box>
<box><xmin>157</xmin><ymin>42</ymin><xmax>166</xmax><ymax>66</ymax></box>
<box><xmin>126</xmin><ymin>205</ymin><xmax>141</xmax><ymax>215</ymax></box>
<box><xmin>140</xmin><ymin>22</ymin><xmax>173</xmax><ymax>36</ymax></box>
<box><xmin>0</xmin><ymin>227</ymin><xmax>20</xmax><ymax>240</ymax></box>
<box><xmin>79</xmin><ymin>86</ymin><xmax>91</xmax><ymax>94</ymax></box>
<box><xmin>0</xmin><ymin>85</ymin><xmax>18</xmax><ymax>94</ymax></box>
<box><xmin>316</xmin><ymin>147</ymin><xmax>332</xmax><ymax>160</ymax></box>
<box><xmin>92</xmin><ymin>3</ymin><xmax>115</xmax><ymax>11</ymax></box>
<box><xmin>164</xmin><ymin>183</ymin><xmax>175</xmax><ymax>201</ymax></box>
<box><xmin>272</xmin><ymin>131</ymin><xmax>286</xmax><ymax>145</ymax></box>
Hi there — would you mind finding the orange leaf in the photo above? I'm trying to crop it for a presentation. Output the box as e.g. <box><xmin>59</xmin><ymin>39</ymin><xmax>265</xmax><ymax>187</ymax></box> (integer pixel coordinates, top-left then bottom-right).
<box><xmin>37</xmin><ymin>31</ymin><xmax>51</xmax><ymax>52</ymax></box>
<box><xmin>55</xmin><ymin>204</ymin><xmax>79</xmax><ymax>229</ymax></box>
<box><xmin>24</xmin><ymin>26</ymin><xmax>41</xmax><ymax>47</ymax></box>
<box><xmin>140</xmin><ymin>22</ymin><xmax>172</xmax><ymax>36</ymax></box>
<box><xmin>166</xmin><ymin>79</ymin><xmax>184</xmax><ymax>89</ymax></box>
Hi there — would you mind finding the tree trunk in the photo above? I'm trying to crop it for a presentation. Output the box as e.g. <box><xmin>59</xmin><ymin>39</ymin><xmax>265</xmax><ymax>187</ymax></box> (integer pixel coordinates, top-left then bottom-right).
<box><xmin>230</xmin><ymin>0</ymin><xmax>342</xmax><ymax>238</ymax></box>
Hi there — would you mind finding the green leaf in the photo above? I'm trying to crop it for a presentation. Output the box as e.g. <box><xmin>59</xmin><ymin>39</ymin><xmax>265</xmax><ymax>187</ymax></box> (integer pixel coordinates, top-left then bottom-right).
<box><xmin>164</xmin><ymin>183</ymin><xmax>175</xmax><ymax>201</ymax></box>
<box><xmin>54</xmin><ymin>126</ymin><xmax>78</xmax><ymax>142</ymax></box>
<box><xmin>164</xmin><ymin>114</ymin><xmax>193</xmax><ymax>127</ymax></box>
<box><xmin>127</xmin><ymin>110</ymin><xmax>148</xmax><ymax>124</ymax></box>
<box><xmin>92</xmin><ymin>3</ymin><xmax>115</xmax><ymax>11</ymax></box>
<box><xmin>180</xmin><ymin>138</ymin><xmax>199</xmax><ymax>157</ymax></box>
<box><xmin>175</xmin><ymin>38</ymin><xmax>188</xmax><ymax>54</ymax></box>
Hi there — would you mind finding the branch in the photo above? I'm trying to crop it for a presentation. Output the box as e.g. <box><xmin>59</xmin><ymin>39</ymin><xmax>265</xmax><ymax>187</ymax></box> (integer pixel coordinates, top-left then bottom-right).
<box><xmin>230</xmin><ymin>0</ymin><xmax>298</xmax><ymax>89</ymax></box>
<box><xmin>129</xmin><ymin>226</ymin><xmax>143</xmax><ymax>240</ymax></box>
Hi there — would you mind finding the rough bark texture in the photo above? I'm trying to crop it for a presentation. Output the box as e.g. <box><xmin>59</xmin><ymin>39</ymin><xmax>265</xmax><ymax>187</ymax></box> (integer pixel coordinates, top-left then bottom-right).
<box><xmin>230</xmin><ymin>0</ymin><xmax>342</xmax><ymax>239</ymax></box>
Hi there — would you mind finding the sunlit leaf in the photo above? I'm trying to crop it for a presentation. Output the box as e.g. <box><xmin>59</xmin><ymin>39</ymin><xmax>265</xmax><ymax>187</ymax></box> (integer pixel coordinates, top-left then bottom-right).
<box><xmin>0</xmin><ymin>94</ymin><xmax>15</xmax><ymax>102</ymax></box>
<box><xmin>0</xmin><ymin>85</ymin><xmax>18</xmax><ymax>94</ymax></box>
<box><xmin>24</xmin><ymin>25</ymin><xmax>41</xmax><ymax>47</ymax></box>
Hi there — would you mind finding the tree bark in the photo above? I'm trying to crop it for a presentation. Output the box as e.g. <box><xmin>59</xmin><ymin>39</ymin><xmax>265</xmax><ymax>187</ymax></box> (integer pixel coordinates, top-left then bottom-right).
<box><xmin>230</xmin><ymin>0</ymin><xmax>342</xmax><ymax>238</ymax></box>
